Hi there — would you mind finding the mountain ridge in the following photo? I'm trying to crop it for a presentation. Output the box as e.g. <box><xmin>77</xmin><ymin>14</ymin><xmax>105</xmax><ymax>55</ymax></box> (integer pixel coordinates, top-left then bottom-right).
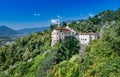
<box><xmin>0</xmin><ymin>25</ymin><xmax>50</xmax><ymax>37</ymax></box>
<box><xmin>17</xmin><ymin>26</ymin><xmax>50</xmax><ymax>36</ymax></box>
<box><xmin>0</xmin><ymin>25</ymin><xmax>18</xmax><ymax>37</ymax></box>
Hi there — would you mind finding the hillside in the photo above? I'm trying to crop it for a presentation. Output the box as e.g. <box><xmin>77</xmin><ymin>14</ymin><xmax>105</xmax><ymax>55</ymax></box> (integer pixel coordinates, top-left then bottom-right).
<box><xmin>0</xmin><ymin>25</ymin><xmax>18</xmax><ymax>37</ymax></box>
<box><xmin>50</xmin><ymin>21</ymin><xmax>120</xmax><ymax>77</ymax></box>
<box><xmin>66</xmin><ymin>9</ymin><xmax>120</xmax><ymax>33</ymax></box>
<box><xmin>0</xmin><ymin>29</ymin><xmax>79</xmax><ymax>77</ymax></box>
<box><xmin>0</xmin><ymin>8</ymin><xmax>120</xmax><ymax>77</ymax></box>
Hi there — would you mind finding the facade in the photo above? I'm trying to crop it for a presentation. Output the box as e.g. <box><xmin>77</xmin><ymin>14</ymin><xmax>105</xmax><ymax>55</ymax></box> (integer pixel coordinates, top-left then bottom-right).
<box><xmin>77</xmin><ymin>32</ymin><xmax>98</xmax><ymax>45</ymax></box>
<box><xmin>51</xmin><ymin>26</ymin><xmax>98</xmax><ymax>46</ymax></box>
<box><xmin>66</xmin><ymin>26</ymin><xmax>77</xmax><ymax>35</ymax></box>
<box><xmin>51</xmin><ymin>28</ymin><xmax>73</xmax><ymax>46</ymax></box>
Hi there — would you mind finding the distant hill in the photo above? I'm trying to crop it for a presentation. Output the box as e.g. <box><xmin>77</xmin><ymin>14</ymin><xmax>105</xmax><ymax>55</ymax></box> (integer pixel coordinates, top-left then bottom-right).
<box><xmin>0</xmin><ymin>25</ymin><xmax>50</xmax><ymax>37</ymax></box>
<box><xmin>17</xmin><ymin>26</ymin><xmax>50</xmax><ymax>36</ymax></box>
<box><xmin>0</xmin><ymin>25</ymin><xmax>18</xmax><ymax>37</ymax></box>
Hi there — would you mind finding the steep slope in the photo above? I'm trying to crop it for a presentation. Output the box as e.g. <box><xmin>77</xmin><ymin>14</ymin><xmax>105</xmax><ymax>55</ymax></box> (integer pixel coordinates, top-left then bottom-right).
<box><xmin>47</xmin><ymin>21</ymin><xmax>120</xmax><ymax>77</ymax></box>
<box><xmin>67</xmin><ymin>9</ymin><xmax>120</xmax><ymax>33</ymax></box>
<box><xmin>7</xmin><ymin>38</ymin><xmax>79</xmax><ymax>77</ymax></box>
<box><xmin>0</xmin><ymin>29</ymin><xmax>79</xmax><ymax>77</ymax></box>
<box><xmin>0</xmin><ymin>30</ymin><xmax>51</xmax><ymax>70</ymax></box>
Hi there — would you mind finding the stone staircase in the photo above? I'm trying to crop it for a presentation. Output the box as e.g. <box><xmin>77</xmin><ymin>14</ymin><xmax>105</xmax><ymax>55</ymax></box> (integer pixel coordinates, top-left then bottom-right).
<box><xmin>79</xmin><ymin>44</ymin><xmax>87</xmax><ymax>57</ymax></box>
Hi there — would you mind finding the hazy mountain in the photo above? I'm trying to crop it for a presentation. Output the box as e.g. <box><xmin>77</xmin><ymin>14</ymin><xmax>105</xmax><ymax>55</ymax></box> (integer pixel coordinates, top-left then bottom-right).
<box><xmin>0</xmin><ymin>25</ymin><xmax>50</xmax><ymax>37</ymax></box>
<box><xmin>17</xmin><ymin>26</ymin><xmax>50</xmax><ymax>36</ymax></box>
<box><xmin>0</xmin><ymin>25</ymin><xmax>18</xmax><ymax>37</ymax></box>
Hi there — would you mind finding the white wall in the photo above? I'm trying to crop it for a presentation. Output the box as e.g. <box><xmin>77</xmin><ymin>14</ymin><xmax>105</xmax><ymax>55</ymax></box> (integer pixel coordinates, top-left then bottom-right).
<box><xmin>51</xmin><ymin>29</ymin><xmax>72</xmax><ymax>46</ymax></box>
<box><xmin>77</xmin><ymin>34</ymin><xmax>98</xmax><ymax>45</ymax></box>
<box><xmin>90</xmin><ymin>35</ymin><xmax>96</xmax><ymax>40</ymax></box>
<box><xmin>52</xmin><ymin>30</ymin><xmax>60</xmax><ymax>40</ymax></box>
<box><xmin>78</xmin><ymin>35</ymin><xmax>90</xmax><ymax>44</ymax></box>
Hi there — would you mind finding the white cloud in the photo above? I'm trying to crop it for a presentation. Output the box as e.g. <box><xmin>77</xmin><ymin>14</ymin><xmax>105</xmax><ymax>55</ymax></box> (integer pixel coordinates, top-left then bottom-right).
<box><xmin>33</xmin><ymin>13</ymin><xmax>40</xmax><ymax>16</ymax></box>
<box><xmin>57</xmin><ymin>15</ymin><xmax>62</xmax><ymax>19</ymax></box>
<box><xmin>51</xmin><ymin>19</ymin><xmax>59</xmax><ymax>24</ymax></box>
<box><xmin>88</xmin><ymin>13</ymin><xmax>94</xmax><ymax>17</ymax></box>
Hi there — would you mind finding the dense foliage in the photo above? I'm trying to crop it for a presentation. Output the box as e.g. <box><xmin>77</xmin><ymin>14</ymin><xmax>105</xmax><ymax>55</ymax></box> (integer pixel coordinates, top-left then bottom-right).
<box><xmin>7</xmin><ymin>37</ymin><xmax>79</xmax><ymax>77</ymax></box>
<box><xmin>68</xmin><ymin>9</ymin><xmax>120</xmax><ymax>33</ymax></box>
<box><xmin>48</xmin><ymin>19</ymin><xmax>120</xmax><ymax>77</ymax></box>
<box><xmin>0</xmin><ymin>30</ymin><xmax>51</xmax><ymax>71</ymax></box>
<box><xmin>55</xmin><ymin>38</ymin><xmax>80</xmax><ymax>64</ymax></box>
<box><xmin>1</xmin><ymin>8</ymin><xmax>120</xmax><ymax>77</ymax></box>
<box><xmin>47</xmin><ymin>55</ymin><xmax>83</xmax><ymax>77</ymax></box>
<box><xmin>0</xmin><ymin>29</ymin><xmax>79</xmax><ymax>77</ymax></box>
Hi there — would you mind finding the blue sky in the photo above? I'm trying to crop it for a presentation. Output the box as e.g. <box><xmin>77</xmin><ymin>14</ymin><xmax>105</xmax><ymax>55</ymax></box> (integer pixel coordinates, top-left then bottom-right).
<box><xmin>0</xmin><ymin>0</ymin><xmax>120</xmax><ymax>30</ymax></box>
